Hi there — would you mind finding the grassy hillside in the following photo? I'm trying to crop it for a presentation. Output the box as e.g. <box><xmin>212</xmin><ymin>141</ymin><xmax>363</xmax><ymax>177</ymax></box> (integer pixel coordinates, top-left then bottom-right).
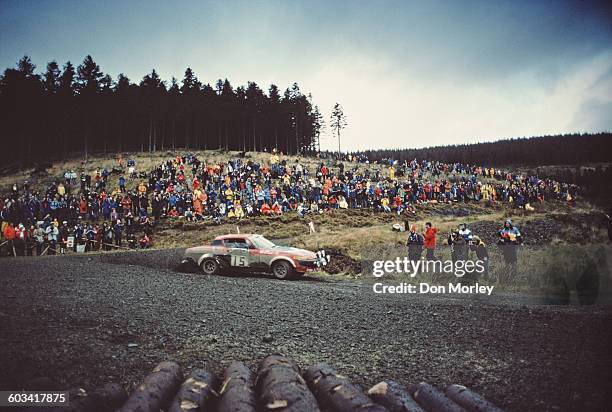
<box><xmin>1</xmin><ymin>149</ymin><xmax>610</xmax><ymax>299</ymax></box>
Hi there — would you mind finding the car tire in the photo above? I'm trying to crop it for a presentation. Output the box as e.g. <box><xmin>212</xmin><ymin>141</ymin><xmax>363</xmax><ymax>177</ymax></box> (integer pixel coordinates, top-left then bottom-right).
<box><xmin>272</xmin><ymin>260</ymin><xmax>296</xmax><ymax>280</ymax></box>
<box><xmin>201</xmin><ymin>258</ymin><xmax>220</xmax><ymax>275</ymax></box>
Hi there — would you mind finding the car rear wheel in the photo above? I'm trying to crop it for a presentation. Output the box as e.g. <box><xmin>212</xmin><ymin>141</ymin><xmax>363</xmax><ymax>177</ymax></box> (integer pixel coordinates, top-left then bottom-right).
<box><xmin>272</xmin><ymin>260</ymin><xmax>296</xmax><ymax>280</ymax></box>
<box><xmin>201</xmin><ymin>258</ymin><xmax>220</xmax><ymax>275</ymax></box>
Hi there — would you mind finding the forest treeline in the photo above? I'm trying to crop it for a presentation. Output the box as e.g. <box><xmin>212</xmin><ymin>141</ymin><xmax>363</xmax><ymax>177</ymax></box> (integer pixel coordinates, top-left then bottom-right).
<box><xmin>353</xmin><ymin>133</ymin><xmax>612</xmax><ymax>203</ymax></box>
<box><xmin>355</xmin><ymin>133</ymin><xmax>612</xmax><ymax>167</ymax></box>
<box><xmin>0</xmin><ymin>55</ymin><xmax>324</xmax><ymax>164</ymax></box>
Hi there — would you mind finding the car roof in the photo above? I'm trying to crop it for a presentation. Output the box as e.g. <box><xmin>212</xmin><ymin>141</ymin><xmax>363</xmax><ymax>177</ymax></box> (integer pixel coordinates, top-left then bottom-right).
<box><xmin>214</xmin><ymin>234</ymin><xmax>257</xmax><ymax>240</ymax></box>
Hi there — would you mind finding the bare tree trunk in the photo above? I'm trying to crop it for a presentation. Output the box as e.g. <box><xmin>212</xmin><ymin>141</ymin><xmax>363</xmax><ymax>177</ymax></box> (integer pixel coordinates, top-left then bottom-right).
<box><xmin>118</xmin><ymin>121</ymin><xmax>123</xmax><ymax>153</ymax></box>
<box><xmin>287</xmin><ymin>131</ymin><xmax>290</xmax><ymax>155</ymax></box>
<box><xmin>103</xmin><ymin>121</ymin><xmax>107</xmax><ymax>154</ymax></box>
<box><xmin>194</xmin><ymin>117</ymin><xmax>199</xmax><ymax>149</ymax></box>
<box><xmin>84</xmin><ymin>129</ymin><xmax>89</xmax><ymax>160</ymax></box>
<box><xmin>252</xmin><ymin>117</ymin><xmax>256</xmax><ymax>152</ymax></box>
<box><xmin>172</xmin><ymin>118</ymin><xmax>176</xmax><ymax>149</ymax></box>
<box><xmin>27</xmin><ymin>133</ymin><xmax>32</xmax><ymax>164</ymax></box>
<box><xmin>160</xmin><ymin>119</ymin><xmax>165</xmax><ymax>151</ymax></box>
<box><xmin>153</xmin><ymin>119</ymin><xmax>157</xmax><ymax>152</ymax></box>
<box><xmin>225</xmin><ymin>122</ymin><xmax>229</xmax><ymax>151</ymax></box>
<box><xmin>62</xmin><ymin>124</ymin><xmax>68</xmax><ymax>159</ymax></box>
<box><xmin>185</xmin><ymin>117</ymin><xmax>190</xmax><ymax>149</ymax></box>
<box><xmin>274</xmin><ymin>123</ymin><xmax>278</xmax><ymax>151</ymax></box>
<box><xmin>148</xmin><ymin>117</ymin><xmax>153</xmax><ymax>152</ymax></box>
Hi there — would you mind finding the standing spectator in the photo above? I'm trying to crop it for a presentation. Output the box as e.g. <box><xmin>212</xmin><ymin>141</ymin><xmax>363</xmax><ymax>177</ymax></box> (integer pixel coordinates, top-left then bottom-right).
<box><xmin>103</xmin><ymin>222</ymin><xmax>113</xmax><ymax>251</ymax></box>
<box><xmin>45</xmin><ymin>223</ymin><xmax>59</xmax><ymax>255</ymax></box>
<box><xmin>448</xmin><ymin>230</ymin><xmax>468</xmax><ymax>266</ymax></box>
<box><xmin>33</xmin><ymin>223</ymin><xmax>45</xmax><ymax>256</ymax></box>
<box><xmin>497</xmin><ymin>219</ymin><xmax>523</xmax><ymax>277</ymax></box>
<box><xmin>113</xmin><ymin>219</ymin><xmax>124</xmax><ymax>247</ymax></box>
<box><xmin>406</xmin><ymin>225</ymin><xmax>424</xmax><ymax>263</ymax></box>
<box><xmin>470</xmin><ymin>235</ymin><xmax>489</xmax><ymax>279</ymax></box>
<box><xmin>3</xmin><ymin>223</ymin><xmax>16</xmax><ymax>256</ymax></box>
<box><xmin>423</xmin><ymin>222</ymin><xmax>438</xmax><ymax>260</ymax></box>
<box><xmin>59</xmin><ymin>221</ymin><xmax>69</xmax><ymax>254</ymax></box>
<box><xmin>14</xmin><ymin>224</ymin><xmax>27</xmax><ymax>256</ymax></box>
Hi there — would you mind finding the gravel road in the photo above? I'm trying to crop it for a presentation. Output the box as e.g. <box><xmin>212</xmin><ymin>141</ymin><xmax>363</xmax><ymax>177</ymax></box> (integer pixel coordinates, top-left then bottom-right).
<box><xmin>1</xmin><ymin>250</ymin><xmax>611</xmax><ymax>411</ymax></box>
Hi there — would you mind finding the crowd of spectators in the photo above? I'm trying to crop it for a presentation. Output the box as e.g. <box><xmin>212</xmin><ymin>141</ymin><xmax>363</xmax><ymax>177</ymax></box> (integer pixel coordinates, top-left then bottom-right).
<box><xmin>0</xmin><ymin>150</ymin><xmax>578</xmax><ymax>256</ymax></box>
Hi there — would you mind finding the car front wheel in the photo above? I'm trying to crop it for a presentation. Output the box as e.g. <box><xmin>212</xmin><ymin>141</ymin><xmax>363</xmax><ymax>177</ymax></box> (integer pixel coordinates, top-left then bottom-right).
<box><xmin>272</xmin><ymin>260</ymin><xmax>296</xmax><ymax>280</ymax></box>
<box><xmin>201</xmin><ymin>258</ymin><xmax>220</xmax><ymax>275</ymax></box>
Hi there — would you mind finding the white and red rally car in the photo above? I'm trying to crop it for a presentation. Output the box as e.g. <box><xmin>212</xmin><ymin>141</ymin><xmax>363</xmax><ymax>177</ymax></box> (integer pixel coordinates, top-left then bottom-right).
<box><xmin>181</xmin><ymin>234</ymin><xmax>329</xmax><ymax>280</ymax></box>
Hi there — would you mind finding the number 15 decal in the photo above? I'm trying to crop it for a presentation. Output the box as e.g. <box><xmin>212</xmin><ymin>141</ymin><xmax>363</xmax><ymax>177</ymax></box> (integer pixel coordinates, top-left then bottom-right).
<box><xmin>231</xmin><ymin>255</ymin><xmax>248</xmax><ymax>267</ymax></box>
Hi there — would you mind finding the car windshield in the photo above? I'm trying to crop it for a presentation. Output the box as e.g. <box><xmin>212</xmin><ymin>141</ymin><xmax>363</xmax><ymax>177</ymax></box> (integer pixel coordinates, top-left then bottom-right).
<box><xmin>250</xmin><ymin>235</ymin><xmax>276</xmax><ymax>249</ymax></box>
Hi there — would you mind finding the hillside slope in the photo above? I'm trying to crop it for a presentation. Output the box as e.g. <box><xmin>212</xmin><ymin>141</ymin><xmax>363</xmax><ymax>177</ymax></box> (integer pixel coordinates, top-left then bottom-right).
<box><xmin>1</xmin><ymin>150</ymin><xmax>609</xmax><ymax>296</ymax></box>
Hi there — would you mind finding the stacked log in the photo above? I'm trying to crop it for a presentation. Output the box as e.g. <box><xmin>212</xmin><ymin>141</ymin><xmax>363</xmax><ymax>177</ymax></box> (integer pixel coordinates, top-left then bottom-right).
<box><xmin>445</xmin><ymin>384</ymin><xmax>504</xmax><ymax>412</ymax></box>
<box><xmin>30</xmin><ymin>356</ymin><xmax>505</xmax><ymax>412</ymax></box>
<box><xmin>168</xmin><ymin>369</ymin><xmax>217</xmax><ymax>412</ymax></box>
<box><xmin>304</xmin><ymin>363</ymin><xmax>387</xmax><ymax>411</ymax></box>
<box><xmin>368</xmin><ymin>380</ymin><xmax>425</xmax><ymax>412</ymax></box>
<box><xmin>256</xmin><ymin>354</ymin><xmax>319</xmax><ymax>411</ymax></box>
<box><xmin>409</xmin><ymin>382</ymin><xmax>465</xmax><ymax>412</ymax></box>
<box><xmin>216</xmin><ymin>361</ymin><xmax>257</xmax><ymax>412</ymax></box>
<box><xmin>118</xmin><ymin>361</ymin><xmax>183</xmax><ymax>412</ymax></box>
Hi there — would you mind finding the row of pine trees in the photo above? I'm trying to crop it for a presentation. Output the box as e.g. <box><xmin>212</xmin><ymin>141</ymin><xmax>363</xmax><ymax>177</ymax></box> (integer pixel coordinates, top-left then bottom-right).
<box><xmin>355</xmin><ymin>133</ymin><xmax>612</xmax><ymax>167</ymax></box>
<box><xmin>0</xmin><ymin>55</ymin><xmax>326</xmax><ymax>164</ymax></box>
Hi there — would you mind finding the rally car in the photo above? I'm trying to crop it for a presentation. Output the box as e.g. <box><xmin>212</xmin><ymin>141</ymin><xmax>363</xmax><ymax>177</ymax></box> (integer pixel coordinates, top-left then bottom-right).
<box><xmin>181</xmin><ymin>234</ymin><xmax>329</xmax><ymax>280</ymax></box>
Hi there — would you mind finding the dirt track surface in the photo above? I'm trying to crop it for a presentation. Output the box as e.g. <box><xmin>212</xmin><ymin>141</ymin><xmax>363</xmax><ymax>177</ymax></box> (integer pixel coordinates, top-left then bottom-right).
<box><xmin>1</xmin><ymin>251</ymin><xmax>611</xmax><ymax>411</ymax></box>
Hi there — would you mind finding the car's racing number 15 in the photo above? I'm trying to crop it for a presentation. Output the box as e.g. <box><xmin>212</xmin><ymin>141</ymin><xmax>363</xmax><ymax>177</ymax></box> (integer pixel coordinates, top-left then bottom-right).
<box><xmin>231</xmin><ymin>255</ymin><xmax>248</xmax><ymax>267</ymax></box>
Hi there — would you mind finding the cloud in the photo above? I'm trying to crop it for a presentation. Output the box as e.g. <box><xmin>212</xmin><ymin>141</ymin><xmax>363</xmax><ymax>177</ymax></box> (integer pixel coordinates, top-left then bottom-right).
<box><xmin>1</xmin><ymin>0</ymin><xmax>611</xmax><ymax>151</ymax></box>
<box><xmin>573</xmin><ymin>99</ymin><xmax>612</xmax><ymax>132</ymax></box>
<box><xmin>309</xmin><ymin>51</ymin><xmax>612</xmax><ymax>151</ymax></box>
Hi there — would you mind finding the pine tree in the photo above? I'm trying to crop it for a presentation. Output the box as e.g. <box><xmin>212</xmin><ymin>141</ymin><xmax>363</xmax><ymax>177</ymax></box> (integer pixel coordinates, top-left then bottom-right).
<box><xmin>330</xmin><ymin>102</ymin><xmax>347</xmax><ymax>153</ymax></box>
<box><xmin>77</xmin><ymin>55</ymin><xmax>104</xmax><ymax>159</ymax></box>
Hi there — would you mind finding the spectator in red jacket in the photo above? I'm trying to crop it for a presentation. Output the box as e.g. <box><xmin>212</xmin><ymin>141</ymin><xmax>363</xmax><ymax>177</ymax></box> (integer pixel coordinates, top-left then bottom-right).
<box><xmin>3</xmin><ymin>222</ymin><xmax>16</xmax><ymax>241</ymax></box>
<box><xmin>424</xmin><ymin>222</ymin><xmax>438</xmax><ymax>260</ymax></box>
<box><xmin>3</xmin><ymin>223</ymin><xmax>16</xmax><ymax>257</ymax></box>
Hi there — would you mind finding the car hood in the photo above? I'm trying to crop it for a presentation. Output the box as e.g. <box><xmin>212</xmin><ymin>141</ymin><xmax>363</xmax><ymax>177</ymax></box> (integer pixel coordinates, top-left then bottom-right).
<box><xmin>272</xmin><ymin>246</ymin><xmax>316</xmax><ymax>259</ymax></box>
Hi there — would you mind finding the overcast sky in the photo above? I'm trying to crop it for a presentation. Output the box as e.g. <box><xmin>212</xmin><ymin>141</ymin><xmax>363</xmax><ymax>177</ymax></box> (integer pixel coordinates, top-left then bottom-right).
<box><xmin>1</xmin><ymin>0</ymin><xmax>611</xmax><ymax>151</ymax></box>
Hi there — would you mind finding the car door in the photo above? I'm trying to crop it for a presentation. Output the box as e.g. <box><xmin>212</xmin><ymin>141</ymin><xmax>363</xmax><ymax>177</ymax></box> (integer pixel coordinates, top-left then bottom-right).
<box><xmin>245</xmin><ymin>238</ymin><xmax>268</xmax><ymax>270</ymax></box>
<box><xmin>224</xmin><ymin>238</ymin><xmax>251</xmax><ymax>268</ymax></box>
